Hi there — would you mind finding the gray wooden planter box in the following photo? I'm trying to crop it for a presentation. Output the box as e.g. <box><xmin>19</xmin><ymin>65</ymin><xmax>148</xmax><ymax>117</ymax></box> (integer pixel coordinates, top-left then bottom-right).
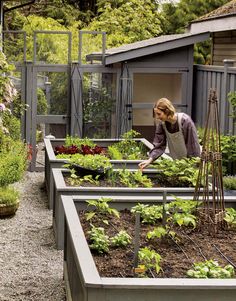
<box><xmin>55</xmin><ymin>191</ymin><xmax>236</xmax><ymax>250</ymax></box>
<box><xmin>62</xmin><ymin>196</ymin><xmax>236</xmax><ymax>301</ymax></box>
<box><xmin>44</xmin><ymin>137</ymin><xmax>156</xmax><ymax>209</ymax></box>
<box><xmin>52</xmin><ymin>168</ymin><xmax>236</xmax><ymax>250</ymax></box>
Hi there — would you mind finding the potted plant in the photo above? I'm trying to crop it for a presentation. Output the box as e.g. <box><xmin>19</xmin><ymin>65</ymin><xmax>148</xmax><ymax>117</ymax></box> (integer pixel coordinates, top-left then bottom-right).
<box><xmin>0</xmin><ymin>186</ymin><xmax>20</xmax><ymax>217</ymax></box>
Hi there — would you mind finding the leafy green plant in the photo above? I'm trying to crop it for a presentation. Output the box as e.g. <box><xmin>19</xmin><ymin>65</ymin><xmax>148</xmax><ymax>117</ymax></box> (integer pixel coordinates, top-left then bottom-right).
<box><xmin>224</xmin><ymin>208</ymin><xmax>236</xmax><ymax>228</ymax></box>
<box><xmin>88</xmin><ymin>225</ymin><xmax>110</xmax><ymax>254</ymax></box>
<box><xmin>110</xmin><ymin>230</ymin><xmax>131</xmax><ymax>247</ymax></box>
<box><xmin>68</xmin><ymin>153</ymin><xmax>112</xmax><ymax>171</ymax></box>
<box><xmin>67</xmin><ymin>171</ymin><xmax>99</xmax><ymax>186</ymax></box>
<box><xmin>64</xmin><ymin>136</ymin><xmax>96</xmax><ymax>148</ymax></box>
<box><xmin>85</xmin><ymin>197</ymin><xmax>120</xmax><ymax>221</ymax></box>
<box><xmin>107</xmin><ymin>130</ymin><xmax>147</xmax><ymax>160</ymax></box>
<box><xmin>131</xmin><ymin>203</ymin><xmax>163</xmax><ymax>224</ymax></box>
<box><xmin>223</xmin><ymin>176</ymin><xmax>236</xmax><ymax>190</ymax></box>
<box><xmin>0</xmin><ymin>186</ymin><xmax>19</xmax><ymax>205</ymax></box>
<box><xmin>151</xmin><ymin>157</ymin><xmax>200</xmax><ymax>187</ymax></box>
<box><xmin>147</xmin><ymin>226</ymin><xmax>179</xmax><ymax>243</ymax></box>
<box><xmin>138</xmin><ymin>247</ymin><xmax>162</xmax><ymax>275</ymax></box>
<box><xmin>228</xmin><ymin>91</ymin><xmax>236</xmax><ymax>120</ymax></box>
<box><xmin>118</xmin><ymin>169</ymin><xmax>152</xmax><ymax>188</ymax></box>
<box><xmin>186</xmin><ymin>260</ymin><xmax>235</xmax><ymax>279</ymax></box>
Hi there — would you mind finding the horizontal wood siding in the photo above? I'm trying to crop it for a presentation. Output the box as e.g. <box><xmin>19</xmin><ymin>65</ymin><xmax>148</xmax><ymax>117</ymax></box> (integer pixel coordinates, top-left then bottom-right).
<box><xmin>212</xmin><ymin>30</ymin><xmax>236</xmax><ymax>65</ymax></box>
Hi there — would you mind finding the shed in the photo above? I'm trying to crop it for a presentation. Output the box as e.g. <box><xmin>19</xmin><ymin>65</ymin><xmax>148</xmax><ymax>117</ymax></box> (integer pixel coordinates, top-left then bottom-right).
<box><xmin>188</xmin><ymin>0</ymin><xmax>236</xmax><ymax>65</ymax></box>
<box><xmin>86</xmin><ymin>32</ymin><xmax>209</xmax><ymax>140</ymax></box>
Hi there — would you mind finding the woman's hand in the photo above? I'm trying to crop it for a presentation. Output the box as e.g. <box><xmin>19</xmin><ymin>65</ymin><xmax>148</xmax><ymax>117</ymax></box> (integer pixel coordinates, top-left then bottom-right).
<box><xmin>138</xmin><ymin>158</ymin><xmax>153</xmax><ymax>170</ymax></box>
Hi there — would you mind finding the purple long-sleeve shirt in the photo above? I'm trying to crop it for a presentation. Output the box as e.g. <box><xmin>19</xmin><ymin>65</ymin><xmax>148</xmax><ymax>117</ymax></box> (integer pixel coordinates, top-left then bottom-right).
<box><xmin>149</xmin><ymin>113</ymin><xmax>201</xmax><ymax>161</ymax></box>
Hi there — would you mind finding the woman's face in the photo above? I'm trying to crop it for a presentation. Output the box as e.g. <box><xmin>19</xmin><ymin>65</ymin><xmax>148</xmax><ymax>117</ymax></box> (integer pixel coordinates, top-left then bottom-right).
<box><xmin>154</xmin><ymin>108</ymin><xmax>168</xmax><ymax>122</ymax></box>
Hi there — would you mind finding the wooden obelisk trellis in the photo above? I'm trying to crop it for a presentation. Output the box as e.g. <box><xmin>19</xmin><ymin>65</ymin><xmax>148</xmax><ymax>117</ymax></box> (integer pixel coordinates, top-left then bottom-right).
<box><xmin>194</xmin><ymin>89</ymin><xmax>225</xmax><ymax>232</ymax></box>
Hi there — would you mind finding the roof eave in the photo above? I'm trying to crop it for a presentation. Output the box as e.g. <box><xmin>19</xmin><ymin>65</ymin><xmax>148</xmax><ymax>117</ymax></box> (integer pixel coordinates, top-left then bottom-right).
<box><xmin>105</xmin><ymin>32</ymin><xmax>210</xmax><ymax>65</ymax></box>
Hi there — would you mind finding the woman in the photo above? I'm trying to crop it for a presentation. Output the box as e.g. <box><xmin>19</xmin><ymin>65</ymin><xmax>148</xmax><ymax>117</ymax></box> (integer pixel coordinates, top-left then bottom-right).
<box><xmin>139</xmin><ymin>98</ymin><xmax>201</xmax><ymax>170</ymax></box>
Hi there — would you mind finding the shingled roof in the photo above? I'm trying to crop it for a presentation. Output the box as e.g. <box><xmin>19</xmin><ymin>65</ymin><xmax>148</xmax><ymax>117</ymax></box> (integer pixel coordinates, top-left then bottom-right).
<box><xmin>188</xmin><ymin>0</ymin><xmax>236</xmax><ymax>33</ymax></box>
<box><xmin>192</xmin><ymin>0</ymin><xmax>236</xmax><ymax>23</ymax></box>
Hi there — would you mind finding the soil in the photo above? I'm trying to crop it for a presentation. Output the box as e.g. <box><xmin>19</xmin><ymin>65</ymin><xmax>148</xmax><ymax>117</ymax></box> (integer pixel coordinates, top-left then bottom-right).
<box><xmin>79</xmin><ymin>209</ymin><xmax>236</xmax><ymax>278</ymax></box>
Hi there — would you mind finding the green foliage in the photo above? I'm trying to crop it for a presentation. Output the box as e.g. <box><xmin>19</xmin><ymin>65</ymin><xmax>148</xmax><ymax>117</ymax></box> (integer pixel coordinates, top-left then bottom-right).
<box><xmin>147</xmin><ymin>226</ymin><xmax>179</xmax><ymax>243</ymax></box>
<box><xmin>2</xmin><ymin>109</ymin><xmax>21</xmax><ymax>140</ymax></box>
<box><xmin>110</xmin><ymin>230</ymin><xmax>131</xmax><ymax>247</ymax></box>
<box><xmin>64</xmin><ymin>136</ymin><xmax>96</xmax><ymax>148</ymax></box>
<box><xmin>0</xmin><ymin>140</ymin><xmax>27</xmax><ymax>186</ymax></box>
<box><xmin>0</xmin><ymin>186</ymin><xmax>20</xmax><ymax>205</ymax></box>
<box><xmin>151</xmin><ymin>157</ymin><xmax>200</xmax><ymax>187</ymax></box>
<box><xmin>198</xmin><ymin>128</ymin><xmax>236</xmax><ymax>175</ymax></box>
<box><xmin>68</xmin><ymin>153</ymin><xmax>112</xmax><ymax>171</ymax></box>
<box><xmin>224</xmin><ymin>208</ymin><xmax>236</xmax><ymax>228</ymax></box>
<box><xmin>0</xmin><ymin>52</ymin><xmax>17</xmax><ymax>104</ymax></box>
<box><xmin>88</xmin><ymin>225</ymin><xmax>110</xmax><ymax>253</ymax></box>
<box><xmin>187</xmin><ymin>260</ymin><xmax>235</xmax><ymax>279</ymax></box>
<box><xmin>160</xmin><ymin>0</ymin><xmax>229</xmax><ymax>64</ymax></box>
<box><xmin>117</xmin><ymin>169</ymin><xmax>153</xmax><ymax>188</ymax></box>
<box><xmin>85</xmin><ymin>197</ymin><xmax>120</xmax><ymax>221</ymax></box>
<box><xmin>108</xmin><ymin>130</ymin><xmax>147</xmax><ymax>160</ymax></box>
<box><xmin>228</xmin><ymin>91</ymin><xmax>236</xmax><ymax>119</ymax></box>
<box><xmin>84</xmin><ymin>0</ymin><xmax>162</xmax><ymax>48</ymax></box>
<box><xmin>67</xmin><ymin>172</ymin><xmax>100</xmax><ymax>186</ymax></box>
<box><xmin>37</xmin><ymin>88</ymin><xmax>48</xmax><ymax>115</ymax></box>
<box><xmin>223</xmin><ymin>176</ymin><xmax>236</xmax><ymax>190</ymax></box>
<box><xmin>138</xmin><ymin>247</ymin><xmax>162</xmax><ymax>275</ymax></box>
<box><xmin>131</xmin><ymin>203</ymin><xmax>163</xmax><ymax>224</ymax></box>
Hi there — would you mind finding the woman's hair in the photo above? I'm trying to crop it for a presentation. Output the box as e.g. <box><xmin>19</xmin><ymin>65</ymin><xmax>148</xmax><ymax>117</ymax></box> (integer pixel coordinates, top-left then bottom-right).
<box><xmin>153</xmin><ymin>98</ymin><xmax>176</xmax><ymax>118</ymax></box>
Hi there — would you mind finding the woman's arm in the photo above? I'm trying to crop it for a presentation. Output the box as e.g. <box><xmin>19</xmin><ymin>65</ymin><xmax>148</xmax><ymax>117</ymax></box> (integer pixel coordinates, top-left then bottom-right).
<box><xmin>148</xmin><ymin>122</ymin><xmax>167</xmax><ymax>160</ymax></box>
<box><xmin>182</xmin><ymin>114</ymin><xmax>201</xmax><ymax>157</ymax></box>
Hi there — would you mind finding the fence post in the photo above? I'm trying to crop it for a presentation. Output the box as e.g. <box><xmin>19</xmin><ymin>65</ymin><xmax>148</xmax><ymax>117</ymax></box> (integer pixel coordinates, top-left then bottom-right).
<box><xmin>222</xmin><ymin>59</ymin><xmax>235</xmax><ymax>134</ymax></box>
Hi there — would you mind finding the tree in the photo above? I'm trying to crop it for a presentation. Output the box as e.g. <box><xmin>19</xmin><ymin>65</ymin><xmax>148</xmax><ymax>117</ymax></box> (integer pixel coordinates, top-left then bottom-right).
<box><xmin>84</xmin><ymin>0</ymin><xmax>162</xmax><ymax>48</ymax></box>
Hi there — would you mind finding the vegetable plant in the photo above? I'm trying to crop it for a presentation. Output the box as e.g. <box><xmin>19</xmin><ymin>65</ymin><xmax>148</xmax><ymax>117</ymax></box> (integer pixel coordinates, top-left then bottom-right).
<box><xmin>151</xmin><ymin>157</ymin><xmax>200</xmax><ymax>187</ymax></box>
<box><xmin>138</xmin><ymin>247</ymin><xmax>162</xmax><ymax>275</ymax></box>
<box><xmin>224</xmin><ymin>207</ymin><xmax>236</xmax><ymax>228</ymax></box>
<box><xmin>68</xmin><ymin>153</ymin><xmax>112</xmax><ymax>171</ymax></box>
<box><xmin>147</xmin><ymin>226</ymin><xmax>179</xmax><ymax>243</ymax></box>
<box><xmin>131</xmin><ymin>203</ymin><xmax>163</xmax><ymax>224</ymax></box>
<box><xmin>85</xmin><ymin>197</ymin><xmax>120</xmax><ymax>221</ymax></box>
<box><xmin>107</xmin><ymin>130</ymin><xmax>147</xmax><ymax>160</ymax></box>
<box><xmin>186</xmin><ymin>260</ymin><xmax>235</xmax><ymax>278</ymax></box>
<box><xmin>223</xmin><ymin>176</ymin><xmax>236</xmax><ymax>190</ymax></box>
<box><xmin>110</xmin><ymin>230</ymin><xmax>131</xmax><ymax>247</ymax></box>
<box><xmin>88</xmin><ymin>225</ymin><xmax>110</xmax><ymax>254</ymax></box>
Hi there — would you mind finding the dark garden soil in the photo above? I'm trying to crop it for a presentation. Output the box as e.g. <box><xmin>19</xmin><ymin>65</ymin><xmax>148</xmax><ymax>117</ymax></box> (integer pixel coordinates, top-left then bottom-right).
<box><xmin>79</xmin><ymin>210</ymin><xmax>236</xmax><ymax>278</ymax></box>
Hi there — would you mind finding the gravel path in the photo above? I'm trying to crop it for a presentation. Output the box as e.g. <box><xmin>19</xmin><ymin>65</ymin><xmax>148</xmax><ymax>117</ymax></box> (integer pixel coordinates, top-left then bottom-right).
<box><xmin>0</xmin><ymin>170</ymin><xmax>66</xmax><ymax>301</ymax></box>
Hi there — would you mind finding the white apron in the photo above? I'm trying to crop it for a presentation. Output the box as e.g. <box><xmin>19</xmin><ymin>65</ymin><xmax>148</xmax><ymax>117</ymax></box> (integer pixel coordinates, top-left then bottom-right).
<box><xmin>162</xmin><ymin>113</ymin><xmax>187</xmax><ymax>159</ymax></box>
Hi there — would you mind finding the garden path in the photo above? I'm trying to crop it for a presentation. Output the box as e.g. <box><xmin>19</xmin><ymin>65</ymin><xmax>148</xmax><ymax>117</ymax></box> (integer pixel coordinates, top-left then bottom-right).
<box><xmin>0</xmin><ymin>144</ymin><xmax>66</xmax><ymax>301</ymax></box>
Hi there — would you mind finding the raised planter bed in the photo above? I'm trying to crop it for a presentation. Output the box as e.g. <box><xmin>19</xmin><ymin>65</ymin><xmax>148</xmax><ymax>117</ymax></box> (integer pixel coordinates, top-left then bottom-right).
<box><xmin>62</xmin><ymin>196</ymin><xmax>236</xmax><ymax>301</ymax></box>
<box><xmin>44</xmin><ymin>137</ymin><xmax>159</xmax><ymax>209</ymax></box>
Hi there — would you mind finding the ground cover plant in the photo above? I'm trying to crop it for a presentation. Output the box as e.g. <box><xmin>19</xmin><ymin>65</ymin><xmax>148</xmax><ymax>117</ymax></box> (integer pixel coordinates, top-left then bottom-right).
<box><xmin>79</xmin><ymin>197</ymin><xmax>236</xmax><ymax>279</ymax></box>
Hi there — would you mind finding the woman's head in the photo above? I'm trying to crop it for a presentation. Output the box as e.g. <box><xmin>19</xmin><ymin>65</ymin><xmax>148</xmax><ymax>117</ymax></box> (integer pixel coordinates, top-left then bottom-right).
<box><xmin>153</xmin><ymin>98</ymin><xmax>176</xmax><ymax>121</ymax></box>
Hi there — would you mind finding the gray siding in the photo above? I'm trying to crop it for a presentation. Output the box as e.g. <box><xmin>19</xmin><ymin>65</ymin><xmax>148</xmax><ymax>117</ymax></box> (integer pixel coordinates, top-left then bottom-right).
<box><xmin>193</xmin><ymin>61</ymin><xmax>236</xmax><ymax>135</ymax></box>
